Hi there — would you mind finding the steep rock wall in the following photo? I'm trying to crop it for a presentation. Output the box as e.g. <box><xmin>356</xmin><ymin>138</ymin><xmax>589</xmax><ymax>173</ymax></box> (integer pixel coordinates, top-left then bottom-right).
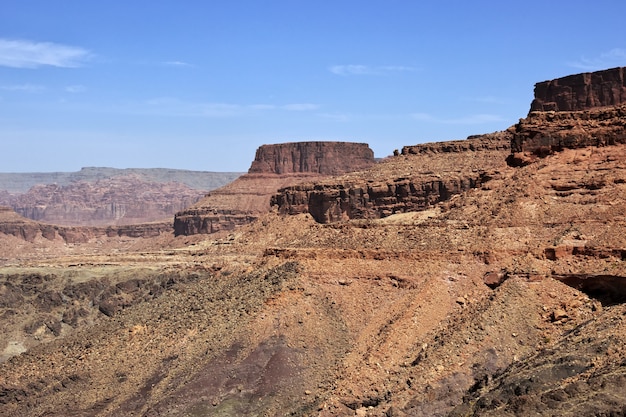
<box><xmin>248</xmin><ymin>141</ymin><xmax>375</xmax><ymax>175</ymax></box>
<box><xmin>0</xmin><ymin>206</ymin><xmax>171</xmax><ymax>244</ymax></box>
<box><xmin>530</xmin><ymin>66</ymin><xmax>626</xmax><ymax>112</ymax></box>
<box><xmin>1</xmin><ymin>177</ymin><xmax>206</xmax><ymax>227</ymax></box>
<box><xmin>174</xmin><ymin>142</ymin><xmax>376</xmax><ymax>235</ymax></box>
<box><xmin>511</xmin><ymin>105</ymin><xmax>626</xmax><ymax>159</ymax></box>
<box><xmin>271</xmin><ymin>133</ymin><xmax>510</xmax><ymax>223</ymax></box>
<box><xmin>506</xmin><ymin>68</ymin><xmax>626</xmax><ymax>165</ymax></box>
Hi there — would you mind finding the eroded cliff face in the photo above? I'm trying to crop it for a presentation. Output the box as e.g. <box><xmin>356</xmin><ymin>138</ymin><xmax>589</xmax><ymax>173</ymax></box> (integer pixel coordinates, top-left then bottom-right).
<box><xmin>271</xmin><ymin>133</ymin><xmax>511</xmax><ymax>223</ymax></box>
<box><xmin>0</xmin><ymin>206</ymin><xmax>171</xmax><ymax>244</ymax></box>
<box><xmin>530</xmin><ymin>66</ymin><xmax>626</xmax><ymax>112</ymax></box>
<box><xmin>1</xmin><ymin>176</ymin><xmax>206</xmax><ymax>227</ymax></box>
<box><xmin>510</xmin><ymin>67</ymin><xmax>626</xmax><ymax>165</ymax></box>
<box><xmin>174</xmin><ymin>142</ymin><xmax>376</xmax><ymax>235</ymax></box>
<box><xmin>248</xmin><ymin>142</ymin><xmax>375</xmax><ymax>175</ymax></box>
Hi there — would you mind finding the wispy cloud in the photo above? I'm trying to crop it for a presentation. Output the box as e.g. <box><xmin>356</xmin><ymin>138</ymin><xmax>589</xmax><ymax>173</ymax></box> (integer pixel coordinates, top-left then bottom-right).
<box><xmin>411</xmin><ymin>112</ymin><xmax>504</xmax><ymax>125</ymax></box>
<box><xmin>329</xmin><ymin>64</ymin><xmax>416</xmax><ymax>76</ymax></box>
<box><xmin>317</xmin><ymin>112</ymin><xmax>351</xmax><ymax>122</ymax></box>
<box><xmin>161</xmin><ymin>60</ymin><xmax>194</xmax><ymax>68</ymax></box>
<box><xmin>65</xmin><ymin>85</ymin><xmax>86</xmax><ymax>93</ymax></box>
<box><xmin>0</xmin><ymin>38</ymin><xmax>92</xmax><ymax>68</ymax></box>
<box><xmin>567</xmin><ymin>48</ymin><xmax>626</xmax><ymax>71</ymax></box>
<box><xmin>137</xmin><ymin>98</ymin><xmax>319</xmax><ymax>118</ymax></box>
<box><xmin>282</xmin><ymin>103</ymin><xmax>319</xmax><ymax>111</ymax></box>
<box><xmin>0</xmin><ymin>83</ymin><xmax>45</xmax><ymax>92</ymax></box>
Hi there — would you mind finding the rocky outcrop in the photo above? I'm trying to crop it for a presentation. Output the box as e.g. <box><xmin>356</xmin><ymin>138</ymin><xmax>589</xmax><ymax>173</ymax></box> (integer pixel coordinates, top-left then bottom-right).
<box><xmin>510</xmin><ymin>105</ymin><xmax>626</xmax><ymax>158</ymax></box>
<box><xmin>0</xmin><ymin>169</ymin><xmax>242</xmax><ymax>227</ymax></box>
<box><xmin>0</xmin><ymin>167</ymin><xmax>242</xmax><ymax>194</ymax></box>
<box><xmin>530</xmin><ymin>66</ymin><xmax>626</xmax><ymax>112</ymax></box>
<box><xmin>174</xmin><ymin>142</ymin><xmax>376</xmax><ymax>235</ymax></box>
<box><xmin>0</xmin><ymin>206</ymin><xmax>171</xmax><ymax>244</ymax></box>
<box><xmin>271</xmin><ymin>133</ymin><xmax>511</xmax><ymax>223</ymax></box>
<box><xmin>248</xmin><ymin>142</ymin><xmax>375</xmax><ymax>175</ymax></box>
<box><xmin>2</xmin><ymin>177</ymin><xmax>205</xmax><ymax>227</ymax></box>
<box><xmin>401</xmin><ymin>133</ymin><xmax>510</xmax><ymax>155</ymax></box>
<box><xmin>173</xmin><ymin>208</ymin><xmax>257</xmax><ymax>235</ymax></box>
<box><xmin>505</xmin><ymin>68</ymin><xmax>626</xmax><ymax>166</ymax></box>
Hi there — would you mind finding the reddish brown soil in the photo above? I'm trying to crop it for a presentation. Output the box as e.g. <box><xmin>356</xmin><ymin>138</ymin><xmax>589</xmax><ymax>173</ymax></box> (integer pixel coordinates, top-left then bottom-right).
<box><xmin>1</xmin><ymin>140</ymin><xmax>626</xmax><ymax>416</ymax></box>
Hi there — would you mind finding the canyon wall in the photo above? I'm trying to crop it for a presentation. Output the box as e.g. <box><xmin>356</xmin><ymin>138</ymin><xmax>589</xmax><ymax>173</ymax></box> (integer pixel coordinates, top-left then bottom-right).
<box><xmin>271</xmin><ymin>133</ymin><xmax>511</xmax><ymax>223</ymax></box>
<box><xmin>174</xmin><ymin>142</ymin><xmax>376</xmax><ymax>235</ymax></box>
<box><xmin>0</xmin><ymin>206</ymin><xmax>171</xmax><ymax>244</ymax></box>
<box><xmin>511</xmin><ymin>67</ymin><xmax>626</xmax><ymax>164</ymax></box>
<box><xmin>248</xmin><ymin>141</ymin><xmax>375</xmax><ymax>175</ymax></box>
<box><xmin>0</xmin><ymin>169</ymin><xmax>242</xmax><ymax>226</ymax></box>
<box><xmin>530</xmin><ymin>66</ymin><xmax>626</xmax><ymax>112</ymax></box>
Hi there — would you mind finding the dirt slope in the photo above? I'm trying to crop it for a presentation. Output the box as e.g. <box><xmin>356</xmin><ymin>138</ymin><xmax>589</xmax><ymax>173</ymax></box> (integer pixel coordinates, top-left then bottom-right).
<box><xmin>1</xmin><ymin>140</ymin><xmax>626</xmax><ymax>416</ymax></box>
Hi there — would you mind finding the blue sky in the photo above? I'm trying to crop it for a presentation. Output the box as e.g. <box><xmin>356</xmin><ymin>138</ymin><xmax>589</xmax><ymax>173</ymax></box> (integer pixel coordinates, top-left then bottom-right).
<box><xmin>2</xmin><ymin>1</ymin><xmax>626</xmax><ymax>173</ymax></box>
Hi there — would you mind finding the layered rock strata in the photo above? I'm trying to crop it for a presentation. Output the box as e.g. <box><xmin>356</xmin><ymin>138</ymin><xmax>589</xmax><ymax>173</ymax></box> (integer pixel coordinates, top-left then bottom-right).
<box><xmin>531</xmin><ymin>66</ymin><xmax>626</xmax><ymax>112</ymax></box>
<box><xmin>510</xmin><ymin>67</ymin><xmax>626</xmax><ymax>165</ymax></box>
<box><xmin>248</xmin><ymin>141</ymin><xmax>374</xmax><ymax>175</ymax></box>
<box><xmin>1</xmin><ymin>176</ymin><xmax>210</xmax><ymax>227</ymax></box>
<box><xmin>0</xmin><ymin>206</ymin><xmax>171</xmax><ymax>244</ymax></box>
<box><xmin>174</xmin><ymin>142</ymin><xmax>376</xmax><ymax>235</ymax></box>
<box><xmin>510</xmin><ymin>105</ymin><xmax>626</xmax><ymax>163</ymax></box>
<box><xmin>271</xmin><ymin>132</ymin><xmax>511</xmax><ymax>223</ymax></box>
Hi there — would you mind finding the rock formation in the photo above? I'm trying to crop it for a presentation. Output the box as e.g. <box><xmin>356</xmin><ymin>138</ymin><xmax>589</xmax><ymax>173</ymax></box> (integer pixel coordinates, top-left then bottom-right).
<box><xmin>530</xmin><ymin>66</ymin><xmax>626</xmax><ymax>112</ymax></box>
<box><xmin>5</xmin><ymin>68</ymin><xmax>626</xmax><ymax>417</ymax></box>
<box><xmin>174</xmin><ymin>142</ymin><xmax>376</xmax><ymax>235</ymax></box>
<box><xmin>248</xmin><ymin>141</ymin><xmax>374</xmax><ymax>175</ymax></box>
<box><xmin>510</xmin><ymin>67</ymin><xmax>626</xmax><ymax>165</ymax></box>
<box><xmin>0</xmin><ymin>169</ymin><xmax>242</xmax><ymax>226</ymax></box>
<box><xmin>0</xmin><ymin>206</ymin><xmax>171</xmax><ymax>244</ymax></box>
<box><xmin>271</xmin><ymin>132</ymin><xmax>510</xmax><ymax>222</ymax></box>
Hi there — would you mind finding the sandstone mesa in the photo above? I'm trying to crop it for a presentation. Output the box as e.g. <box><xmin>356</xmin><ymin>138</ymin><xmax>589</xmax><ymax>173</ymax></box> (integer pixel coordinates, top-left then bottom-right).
<box><xmin>1</xmin><ymin>67</ymin><xmax>626</xmax><ymax>416</ymax></box>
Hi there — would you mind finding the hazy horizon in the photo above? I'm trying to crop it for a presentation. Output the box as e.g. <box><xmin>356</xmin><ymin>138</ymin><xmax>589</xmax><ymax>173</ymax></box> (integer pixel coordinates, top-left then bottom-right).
<box><xmin>2</xmin><ymin>1</ymin><xmax>626</xmax><ymax>172</ymax></box>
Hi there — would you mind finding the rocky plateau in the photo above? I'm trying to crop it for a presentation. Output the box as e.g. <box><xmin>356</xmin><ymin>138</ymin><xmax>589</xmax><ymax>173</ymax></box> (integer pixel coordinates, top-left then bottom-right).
<box><xmin>1</xmin><ymin>67</ymin><xmax>626</xmax><ymax>417</ymax></box>
<box><xmin>0</xmin><ymin>168</ymin><xmax>241</xmax><ymax>227</ymax></box>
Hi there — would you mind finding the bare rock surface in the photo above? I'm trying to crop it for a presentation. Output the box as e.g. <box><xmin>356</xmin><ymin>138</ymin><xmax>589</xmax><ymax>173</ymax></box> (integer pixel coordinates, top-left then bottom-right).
<box><xmin>271</xmin><ymin>132</ymin><xmax>510</xmax><ymax>222</ymax></box>
<box><xmin>0</xmin><ymin>168</ymin><xmax>242</xmax><ymax>227</ymax></box>
<box><xmin>3</xmin><ymin>69</ymin><xmax>626</xmax><ymax>417</ymax></box>
<box><xmin>248</xmin><ymin>141</ymin><xmax>375</xmax><ymax>175</ymax></box>
<box><xmin>174</xmin><ymin>141</ymin><xmax>376</xmax><ymax>235</ymax></box>
<box><xmin>530</xmin><ymin>66</ymin><xmax>626</xmax><ymax>112</ymax></box>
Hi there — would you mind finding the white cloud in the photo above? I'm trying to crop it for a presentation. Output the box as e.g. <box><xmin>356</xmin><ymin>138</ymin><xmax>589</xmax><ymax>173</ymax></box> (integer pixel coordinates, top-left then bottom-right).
<box><xmin>329</xmin><ymin>64</ymin><xmax>416</xmax><ymax>76</ymax></box>
<box><xmin>0</xmin><ymin>38</ymin><xmax>92</xmax><ymax>68</ymax></box>
<box><xmin>568</xmin><ymin>48</ymin><xmax>626</xmax><ymax>71</ymax></box>
<box><xmin>162</xmin><ymin>60</ymin><xmax>194</xmax><ymax>68</ymax></box>
<box><xmin>282</xmin><ymin>103</ymin><xmax>319</xmax><ymax>111</ymax></box>
<box><xmin>411</xmin><ymin>112</ymin><xmax>434</xmax><ymax>121</ymax></box>
<box><xmin>329</xmin><ymin>64</ymin><xmax>372</xmax><ymax>75</ymax></box>
<box><xmin>317</xmin><ymin>112</ymin><xmax>350</xmax><ymax>122</ymax></box>
<box><xmin>0</xmin><ymin>83</ymin><xmax>45</xmax><ymax>92</ymax></box>
<box><xmin>411</xmin><ymin>112</ymin><xmax>504</xmax><ymax>124</ymax></box>
<box><xmin>248</xmin><ymin>104</ymin><xmax>276</xmax><ymax>110</ymax></box>
<box><xmin>133</xmin><ymin>98</ymin><xmax>319</xmax><ymax>118</ymax></box>
<box><xmin>65</xmin><ymin>85</ymin><xmax>86</xmax><ymax>93</ymax></box>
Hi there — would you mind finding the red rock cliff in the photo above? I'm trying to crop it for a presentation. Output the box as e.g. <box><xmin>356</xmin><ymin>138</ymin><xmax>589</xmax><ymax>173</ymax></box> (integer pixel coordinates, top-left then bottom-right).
<box><xmin>271</xmin><ymin>133</ymin><xmax>511</xmax><ymax>223</ymax></box>
<box><xmin>174</xmin><ymin>142</ymin><xmax>376</xmax><ymax>235</ymax></box>
<box><xmin>248</xmin><ymin>142</ymin><xmax>375</xmax><ymax>175</ymax></box>
<box><xmin>510</xmin><ymin>67</ymin><xmax>626</xmax><ymax>164</ymax></box>
<box><xmin>530</xmin><ymin>66</ymin><xmax>626</xmax><ymax>112</ymax></box>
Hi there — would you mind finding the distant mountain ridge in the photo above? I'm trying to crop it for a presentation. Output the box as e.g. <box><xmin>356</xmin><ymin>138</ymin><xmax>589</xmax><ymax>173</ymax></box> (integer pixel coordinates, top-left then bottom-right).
<box><xmin>0</xmin><ymin>167</ymin><xmax>243</xmax><ymax>226</ymax></box>
<box><xmin>0</xmin><ymin>167</ymin><xmax>243</xmax><ymax>194</ymax></box>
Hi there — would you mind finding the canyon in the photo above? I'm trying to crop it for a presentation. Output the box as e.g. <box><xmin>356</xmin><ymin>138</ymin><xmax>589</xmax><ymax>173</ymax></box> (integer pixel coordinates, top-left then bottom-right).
<box><xmin>0</xmin><ymin>168</ymin><xmax>241</xmax><ymax>226</ymax></box>
<box><xmin>1</xmin><ymin>67</ymin><xmax>626</xmax><ymax>417</ymax></box>
<box><xmin>173</xmin><ymin>141</ymin><xmax>375</xmax><ymax>235</ymax></box>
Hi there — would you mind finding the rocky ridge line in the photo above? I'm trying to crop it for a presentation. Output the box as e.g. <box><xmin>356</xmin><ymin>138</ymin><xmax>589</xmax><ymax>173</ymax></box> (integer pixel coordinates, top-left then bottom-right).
<box><xmin>174</xmin><ymin>142</ymin><xmax>376</xmax><ymax>235</ymax></box>
<box><xmin>271</xmin><ymin>132</ymin><xmax>511</xmax><ymax>223</ymax></box>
